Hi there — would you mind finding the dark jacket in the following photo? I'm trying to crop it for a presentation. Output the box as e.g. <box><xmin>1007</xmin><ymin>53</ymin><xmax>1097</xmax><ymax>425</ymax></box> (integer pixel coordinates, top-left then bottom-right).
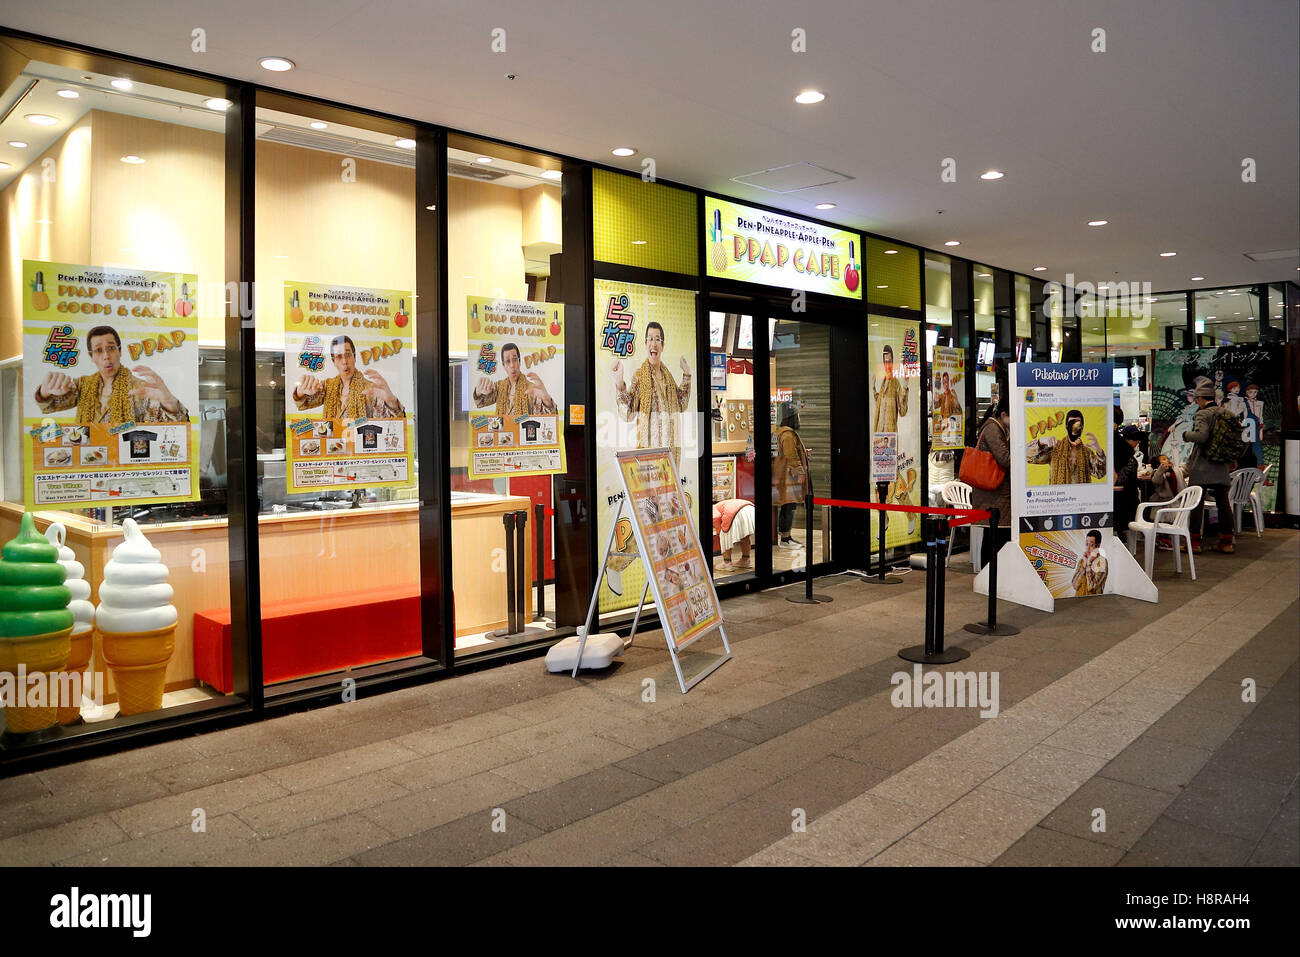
<box><xmin>1184</xmin><ymin>404</ymin><xmax>1231</xmax><ymax>487</ymax></box>
<box><xmin>970</xmin><ymin>417</ymin><xmax>1011</xmax><ymax>527</ymax></box>
<box><xmin>1114</xmin><ymin>429</ymin><xmax>1139</xmax><ymax>523</ymax></box>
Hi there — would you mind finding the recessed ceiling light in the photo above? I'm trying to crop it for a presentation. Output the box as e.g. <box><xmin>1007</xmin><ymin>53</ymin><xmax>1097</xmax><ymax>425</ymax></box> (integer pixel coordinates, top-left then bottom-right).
<box><xmin>462</xmin><ymin>275</ymin><xmax>473</xmax><ymax>279</ymax></box>
<box><xmin>1033</xmin><ymin>266</ymin><xmax>1047</xmax><ymax>271</ymax></box>
<box><xmin>1234</xmin><ymin>312</ymin><xmax>1240</xmax><ymax>315</ymax></box>
<box><xmin>541</xmin><ymin>170</ymin><xmax>562</xmax><ymax>181</ymax></box>
<box><xmin>944</xmin><ymin>240</ymin><xmax>960</xmax><ymax>247</ymax></box>
<box><xmin>1146</xmin><ymin>297</ymin><xmax>1158</xmax><ymax>302</ymax></box>
<box><xmin>204</xmin><ymin>97</ymin><xmax>232</xmax><ymax>111</ymax></box>
<box><xmin>259</xmin><ymin>57</ymin><xmax>295</xmax><ymax>72</ymax></box>
<box><xmin>8</xmin><ymin>140</ymin><xmax>28</xmax><ymax>149</ymax></box>
<box><xmin>631</xmin><ymin>240</ymin><xmax>647</xmax><ymax>245</ymax></box>
<box><xmin>120</xmin><ymin>155</ymin><xmax>145</xmax><ymax>164</ymax></box>
<box><xmin>795</xmin><ymin>90</ymin><xmax>825</xmax><ymax>104</ymax></box>
<box><xmin>1191</xmin><ymin>276</ymin><xmax>1204</xmax><ymax>281</ymax></box>
<box><xmin>978</xmin><ymin>273</ymin><xmax>991</xmax><ymax>278</ymax></box>
<box><xmin>814</xmin><ymin>203</ymin><xmax>835</xmax><ymax>210</ymax></box>
<box><xmin>110</xmin><ymin>78</ymin><xmax>133</xmax><ymax>90</ymax></box>
<box><xmin>0</xmin><ymin>162</ymin><xmax>9</xmax><ymax>170</ymax></box>
<box><xmin>973</xmin><ymin>298</ymin><xmax>980</xmax><ymax>302</ymax></box>
<box><xmin>610</xmin><ymin>147</ymin><xmax>636</xmax><ymax>157</ymax></box>
<box><xmin>980</xmin><ymin>170</ymin><xmax>1004</xmax><ymax>180</ymax></box>
<box><xmin>884</xmin><ymin>249</ymin><xmax>898</xmax><ymax>255</ymax></box>
<box><xmin>474</xmin><ymin>155</ymin><xmax>492</xmax><ymax>163</ymax></box>
<box><xmin>309</xmin><ymin>121</ymin><xmax>327</xmax><ymax>130</ymax></box>
<box><xmin>1087</xmin><ymin>220</ymin><xmax>1108</xmax><ymax>226</ymax></box>
<box><xmin>1206</xmin><ymin>316</ymin><xmax>1216</xmax><ymax>320</ymax></box>
<box><xmin>394</xmin><ymin>138</ymin><xmax>416</xmax><ymax>149</ymax></box>
<box><xmin>56</xmin><ymin>89</ymin><xmax>79</xmax><ymax>99</ymax></box>
<box><xmin>25</xmin><ymin>114</ymin><xmax>57</xmax><ymax>126</ymax></box>
<box><xmin>876</xmin><ymin>285</ymin><xmax>888</xmax><ymax>289</ymax></box>
<box><xmin>1160</xmin><ymin>251</ymin><xmax>1176</xmax><ymax>257</ymax></box>
<box><xmin>425</xmin><ymin>204</ymin><xmax>437</xmax><ymax>211</ymax></box>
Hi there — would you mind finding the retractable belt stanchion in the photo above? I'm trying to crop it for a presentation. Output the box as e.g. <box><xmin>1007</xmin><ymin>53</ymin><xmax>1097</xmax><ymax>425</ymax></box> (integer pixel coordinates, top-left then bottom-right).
<box><xmin>787</xmin><ymin>491</ymin><xmax>831</xmax><ymax>604</ymax></box>
<box><xmin>864</xmin><ymin>480</ymin><xmax>903</xmax><ymax>585</ymax></box>
<box><xmin>491</xmin><ymin>510</ymin><xmax>530</xmax><ymax>639</ymax></box>
<box><xmin>515</xmin><ymin>509</ymin><xmax>527</xmax><ymax>633</ymax></box>
<box><xmin>964</xmin><ymin>507</ymin><xmax>1020</xmax><ymax>636</ymax></box>
<box><xmin>533</xmin><ymin>502</ymin><xmax>546</xmax><ymax>622</ymax></box>
<box><xmin>899</xmin><ymin>514</ymin><xmax>969</xmax><ymax>664</ymax></box>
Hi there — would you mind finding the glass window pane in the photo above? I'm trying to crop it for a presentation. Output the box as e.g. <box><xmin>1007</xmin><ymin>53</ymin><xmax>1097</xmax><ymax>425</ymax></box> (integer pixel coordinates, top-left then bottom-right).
<box><xmin>711</xmin><ymin>313</ymin><xmax>756</xmax><ymax>583</ymax></box>
<box><xmin>771</xmin><ymin>318</ymin><xmax>829</xmax><ymax>572</ymax></box>
<box><xmin>1196</xmin><ymin>287</ymin><xmax>1260</xmax><ymax>346</ymax></box>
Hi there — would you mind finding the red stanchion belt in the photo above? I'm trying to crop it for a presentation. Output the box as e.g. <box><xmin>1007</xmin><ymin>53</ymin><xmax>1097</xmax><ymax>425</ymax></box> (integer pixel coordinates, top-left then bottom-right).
<box><xmin>812</xmin><ymin>497</ymin><xmax>992</xmax><ymax>529</ymax></box>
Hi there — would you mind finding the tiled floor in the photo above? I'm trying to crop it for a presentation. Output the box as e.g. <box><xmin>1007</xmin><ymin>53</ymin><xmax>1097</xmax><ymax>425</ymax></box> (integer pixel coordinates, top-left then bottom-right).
<box><xmin>1</xmin><ymin>531</ymin><xmax>1296</xmax><ymax>867</ymax></box>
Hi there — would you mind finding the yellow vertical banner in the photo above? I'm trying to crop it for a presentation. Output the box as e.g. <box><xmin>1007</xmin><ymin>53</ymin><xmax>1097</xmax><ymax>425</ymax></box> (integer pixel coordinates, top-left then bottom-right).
<box><xmin>868</xmin><ymin>316</ymin><xmax>923</xmax><ymax>549</ymax></box>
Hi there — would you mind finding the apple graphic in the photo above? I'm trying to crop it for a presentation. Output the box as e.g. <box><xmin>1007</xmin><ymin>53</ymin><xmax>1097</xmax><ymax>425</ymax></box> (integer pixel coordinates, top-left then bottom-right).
<box><xmin>844</xmin><ymin>263</ymin><xmax>860</xmax><ymax>293</ymax></box>
<box><xmin>394</xmin><ymin>298</ymin><xmax>409</xmax><ymax>328</ymax></box>
<box><xmin>549</xmin><ymin>320</ymin><xmax>561</xmax><ymax>336</ymax></box>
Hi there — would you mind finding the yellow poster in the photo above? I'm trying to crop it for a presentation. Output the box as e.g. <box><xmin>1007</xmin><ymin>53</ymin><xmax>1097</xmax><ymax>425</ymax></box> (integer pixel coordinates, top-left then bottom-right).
<box><xmin>619</xmin><ymin>450</ymin><xmax>720</xmax><ymax>650</ymax></box>
<box><xmin>868</xmin><ymin>317</ymin><xmax>923</xmax><ymax>549</ymax></box>
<box><xmin>282</xmin><ymin>281</ymin><xmax>414</xmax><ymax>493</ymax></box>
<box><xmin>21</xmin><ymin>260</ymin><xmax>200</xmax><ymax>508</ymax></box>
<box><xmin>593</xmin><ymin>280</ymin><xmax>699</xmax><ymax>614</ymax></box>
<box><xmin>465</xmin><ymin>296</ymin><xmax>566</xmax><ymax>479</ymax></box>
<box><xmin>704</xmin><ymin>196</ymin><xmax>862</xmax><ymax>300</ymax></box>
<box><xmin>1024</xmin><ymin>405</ymin><xmax>1109</xmax><ymax>487</ymax></box>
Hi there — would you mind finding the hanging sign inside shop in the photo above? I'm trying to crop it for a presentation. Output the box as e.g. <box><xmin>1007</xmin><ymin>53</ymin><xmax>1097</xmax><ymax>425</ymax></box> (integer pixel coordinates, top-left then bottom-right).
<box><xmin>711</xmin><ymin>456</ymin><xmax>737</xmax><ymax>503</ymax></box>
<box><xmin>704</xmin><ymin>197</ymin><xmax>862</xmax><ymax>300</ymax></box>
<box><xmin>930</xmin><ymin>346</ymin><xmax>966</xmax><ymax>451</ymax></box>
<box><xmin>282</xmin><ymin>281</ymin><xmax>415</xmax><ymax>493</ymax></box>
<box><xmin>465</xmin><ymin>296</ymin><xmax>566</xmax><ymax>479</ymax></box>
<box><xmin>21</xmin><ymin>260</ymin><xmax>200</xmax><ymax>508</ymax></box>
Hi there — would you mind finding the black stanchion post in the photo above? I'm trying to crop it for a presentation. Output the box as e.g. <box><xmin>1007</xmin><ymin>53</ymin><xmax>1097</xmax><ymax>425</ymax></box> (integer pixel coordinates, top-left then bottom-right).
<box><xmin>533</xmin><ymin>502</ymin><xmax>546</xmax><ymax>622</ymax></box>
<box><xmin>865</xmin><ymin>486</ymin><xmax>902</xmax><ymax>585</ymax></box>
<box><xmin>492</xmin><ymin>512</ymin><xmax>517</xmax><ymax>638</ymax></box>
<box><xmin>515</xmin><ymin>509</ymin><xmax>527</xmax><ymax>634</ymax></box>
<box><xmin>899</xmin><ymin>513</ymin><xmax>970</xmax><ymax>664</ymax></box>
<box><xmin>964</xmin><ymin>507</ymin><xmax>1020</xmax><ymax>637</ymax></box>
<box><xmin>787</xmin><ymin>492</ymin><xmax>831</xmax><ymax>604</ymax></box>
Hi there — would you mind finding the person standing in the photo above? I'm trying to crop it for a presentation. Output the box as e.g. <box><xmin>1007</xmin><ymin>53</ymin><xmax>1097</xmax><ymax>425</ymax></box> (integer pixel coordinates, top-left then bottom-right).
<box><xmin>772</xmin><ymin>404</ymin><xmax>811</xmax><ymax>548</ymax></box>
<box><xmin>1113</xmin><ymin>414</ymin><xmax>1141</xmax><ymax>544</ymax></box>
<box><xmin>1183</xmin><ymin>376</ymin><xmax>1235</xmax><ymax>554</ymax></box>
<box><xmin>970</xmin><ymin>399</ymin><xmax>1011</xmax><ymax>565</ymax></box>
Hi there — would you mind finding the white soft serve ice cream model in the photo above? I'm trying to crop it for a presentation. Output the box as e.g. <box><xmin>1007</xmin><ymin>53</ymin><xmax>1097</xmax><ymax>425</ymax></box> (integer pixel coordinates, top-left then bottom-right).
<box><xmin>46</xmin><ymin>523</ymin><xmax>96</xmax><ymax>724</ymax></box>
<box><xmin>96</xmin><ymin>519</ymin><xmax>178</xmax><ymax>715</ymax></box>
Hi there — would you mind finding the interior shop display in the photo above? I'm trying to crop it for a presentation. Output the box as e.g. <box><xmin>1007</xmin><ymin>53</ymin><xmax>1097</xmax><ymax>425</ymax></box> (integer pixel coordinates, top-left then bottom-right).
<box><xmin>593</xmin><ymin>280</ymin><xmax>699</xmax><ymax>614</ymax></box>
<box><xmin>868</xmin><ymin>318</ymin><xmax>923</xmax><ymax>547</ymax></box>
<box><xmin>96</xmin><ymin>519</ymin><xmax>178</xmax><ymax>716</ymax></box>
<box><xmin>45</xmin><ymin>524</ymin><xmax>95</xmax><ymax>725</ymax></box>
<box><xmin>1152</xmin><ymin>345</ymin><xmax>1283</xmax><ymax>510</ymax></box>
<box><xmin>466</xmin><ymin>296</ymin><xmax>566</xmax><ymax>479</ymax></box>
<box><xmin>284</xmin><ymin>281</ymin><xmax>414</xmax><ymax>493</ymax></box>
<box><xmin>0</xmin><ymin>513</ymin><xmax>73</xmax><ymax>736</ymax></box>
<box><xmin>21</xmin><ymin>261</ymin><xmax>200</xmax><ymax>509</ymax></box>
<box><xmin>704</xmin><ymin>196</ymin><xmax>862</xmax><ymax>300</ymax></box>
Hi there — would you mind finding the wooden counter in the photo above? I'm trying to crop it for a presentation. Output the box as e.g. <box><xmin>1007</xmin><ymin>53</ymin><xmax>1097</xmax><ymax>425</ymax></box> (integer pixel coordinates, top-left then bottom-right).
<box><xmin>0</xmin><ymin>495</ymin><xmax>533</xmax><ymax>699</ymax></box>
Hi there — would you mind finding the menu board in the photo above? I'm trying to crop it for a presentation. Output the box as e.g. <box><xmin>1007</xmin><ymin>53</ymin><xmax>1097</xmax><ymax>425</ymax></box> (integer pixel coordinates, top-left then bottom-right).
<box><xmin>618</xmin><ymin>449</ymin><xmax>721</xmax><ymax>651</ymax></box>
<box><xmin>466</xmin><ymin>296</ymin><xmax>566</xmax><ymax>479</ymax></box>
<box><xmin>711</xmin><ymin>456</ymin><xmax>737</xmax><ymax>503</ymax></box>
<box><xmin>21</xmin><ymin>260</ymin><xmax>200</xmax><ymax>508</ymax></box>
<box><xmin>283</xmin><ymin>281</ymin><xmax>414</xmax><ymax>493</ymax></box>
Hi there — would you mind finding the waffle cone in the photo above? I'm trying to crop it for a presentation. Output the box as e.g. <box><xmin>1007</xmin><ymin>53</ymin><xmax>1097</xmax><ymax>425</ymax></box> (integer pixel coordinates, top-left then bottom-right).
<box><xmin>712</xmin><ymin>241</ymin><xmax>727</xmax><ymax>272</ymax></box>
<box><xmin>101</xmin><ymin>624</ymin><xmax>175</xmax><ymax>717</ymax></box>
<box><xmin>56</xmin><ymin>630</ymin><xmax>94</xmax><ymax>725</ymax></box>
<box><xmin>0</xmin><ymin>627</ymin><xmax>72</xmax><ymax>735</ymax></box>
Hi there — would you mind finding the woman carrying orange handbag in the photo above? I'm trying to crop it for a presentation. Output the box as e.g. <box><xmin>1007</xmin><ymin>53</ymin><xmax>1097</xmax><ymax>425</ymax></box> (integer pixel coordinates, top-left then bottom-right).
<box><xmin>969</xmin><ymin>399</ymin><xmax>1011</xmax><ymax>564</ymax></box>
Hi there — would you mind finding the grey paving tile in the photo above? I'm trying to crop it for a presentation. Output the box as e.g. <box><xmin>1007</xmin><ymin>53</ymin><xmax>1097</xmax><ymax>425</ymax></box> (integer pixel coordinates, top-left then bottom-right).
<box><xmin>109</xmin><ymin>773</ymin><xmax>290</xmax><ymax>839</ymax></box>
<box><xmin>710</xmin><ymin>697</ymin><xmax>830</xmax><ymax>745</ymax></box>
<box><xmin>1248</xmin><ymin>788</ymin><xmax>1299</xmax><ymax>866</ymax></box>
<box><xmin>0</xmin><ymin>773</ymin><xmax>49</xmax><ymax>808</ymax></box>
<box><xmin>838</xmin><ymin>712</ymin><xmax>969</xmax><ymax>772</ymax></box>
<box><xmin>994</xmin><ymin>825</ymin><xmax>1125</xmax><ymax>866</ymax></box>
<box><xmin>210</xmin><ymin>813</ymin><xmax>397</xmax><ymax>867</ymax></box>
<box><xmin>1119</xmin><ymin>817</ymin><xmax>1255</xmax><ymax>867</ymax></box>
<box><xmin>237</xmin><ymin>772</ymin><xmax>412</xmax><ymax>838</ymax></box>
<box><xmin>749</xmin><ymin>755</ymin><xmax>891</xmax><ymax>821</ymax></box>
<box><xmin>1200</xmin><ymin>726</ymin><xmax>1300</xmax><ymax>786</ymax></box>
<box><xmin>149</xmin><ymin>738</ymin><xmax>317</xmax><ymax>794</ymax></box>
<box><xmin>378</xmin><ymin>738</ymin><xmax>534</xmax><ymax>791</ymax></box>
<box><xmin>60</xmin><ymin>813</ymin><xmax>259</xmax><ymax>866</ymax></box>
<box><xmin>1180</xmin><ymin>677</ymin><xmax>1268</xmax><ymax>717</ymax></box>
<box><xmin>1145</xmin><ymin>703</ymin><xmax>1243</xmax><ymax>752</ymax></box>
<box><xmin>1161</xmin><ymin>768</ymin><xmax>1291</xmax><ymax>841</ymax></box>
<box><xmin>480</xmin><ymin>804</ymin><xmax>676</xmax><ymax>866</ymax></box>
<box><xmin>0</xmin><ymin>813</ymin><xmax>128</xmax><ymax>866</ymax></box>
<box><xmin>360</xmin><ymin>770</ymin><xmax>530</xmax><ymax>840</ymax></box>
<box><xmin>502</xmin><ymin>765</ymin><xmax>659</xmax><ymax>831</ymax></box>
<box><xmin>640</xmin><ymin>797</ymin><xmax>796</xmax><ymax>866</ymax></box>
<box><xmin>614</xmin><ymin>729</ymin><xmax>752</xmax><ymax>784</ymax></box>
<box><xmin>1099</xmin><ymin>737</ymin><xmax>1215</xmax><ymax>794</ymax></box>
<box><xmin>0</xmin><ymin>774</ymin><xmax>170</xmax><ymax>841</ymax></box>
<box><xmin>262</xmin><ymin>740</ymin><xmax>422</xmax><ymax>793</ymax></box>
<box><xmin>1038</xmin><ymin>776</ymin><xmax>1176</xmax><ymax>851</ymax></box>
<box><xmin>353</xmin><ymin>808</ymin><xmax>543</xmax><ymax>866</ymax></box>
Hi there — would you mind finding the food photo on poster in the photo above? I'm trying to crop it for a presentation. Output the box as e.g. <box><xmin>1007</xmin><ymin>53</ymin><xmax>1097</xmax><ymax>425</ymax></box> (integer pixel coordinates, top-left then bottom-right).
<box><xmin>283</xmin><ymin>282</ymin><xmax>414</xmax><ymax>493</ymax></box>
<box><xmin>21</xmin><ymin>261</ymin><xmax>200</xmax><ymax>508</ymax></box>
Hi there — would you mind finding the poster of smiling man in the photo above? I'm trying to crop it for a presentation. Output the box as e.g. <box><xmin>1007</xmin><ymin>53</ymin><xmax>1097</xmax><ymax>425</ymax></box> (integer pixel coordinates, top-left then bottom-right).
<box><xmin>466</xmin><ymin>296</ymin><xmax>566</xmax><ymax>479</ymax></box>
<box><xmin>22</xmin><ymin>260</ymin><xmax>200</xmax><ymax>508</ymax></box>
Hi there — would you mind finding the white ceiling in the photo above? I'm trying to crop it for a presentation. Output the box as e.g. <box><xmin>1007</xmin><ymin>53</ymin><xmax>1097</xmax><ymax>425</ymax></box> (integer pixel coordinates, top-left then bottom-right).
<box><xmin>3</xmin><ymin>0</ymin><xmax>1297</xmax><ymax>289</ymax></box>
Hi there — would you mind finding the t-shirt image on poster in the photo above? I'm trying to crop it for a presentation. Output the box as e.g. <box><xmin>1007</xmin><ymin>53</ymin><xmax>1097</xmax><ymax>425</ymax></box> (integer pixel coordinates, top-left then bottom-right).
<box><xmin>122</xmin><ymin>430</ymin><xmax>159</xmax><ymax>460</ymax></box>
<box><xmin>356</xmin><ymin>424</ymin><xmax>383</xmax><ymax>450</ymax></box>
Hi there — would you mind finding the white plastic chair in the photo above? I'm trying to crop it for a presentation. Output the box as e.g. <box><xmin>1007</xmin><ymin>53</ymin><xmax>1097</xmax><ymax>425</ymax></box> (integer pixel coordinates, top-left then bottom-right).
<box><xmin>1129</xmin><ymin>485</ymin><xmax>1203</xmax><ymax>581</ymax></box>
<box><xmin>940</xmin><ymin>480</ymin><xmax>982</xmax><ymax>569</ymax></box>
<box><xmin>1227</xmin><ymin>467</ymin><xmax>1264</xmax><ymax>537</ymax></box>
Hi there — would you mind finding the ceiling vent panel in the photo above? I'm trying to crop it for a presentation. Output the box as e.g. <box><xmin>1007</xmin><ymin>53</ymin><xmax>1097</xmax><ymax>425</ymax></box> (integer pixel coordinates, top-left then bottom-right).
<box><xmin>729</xmin><ymin>162</ymin><xmax>853</xmax><ymax>193</ymax></box>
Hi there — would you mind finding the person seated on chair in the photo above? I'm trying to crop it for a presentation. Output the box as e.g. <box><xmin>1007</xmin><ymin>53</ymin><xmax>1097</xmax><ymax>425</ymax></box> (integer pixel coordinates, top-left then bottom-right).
<box><xmin>1149</xmin><ymin>454</ymin><xmax>1182</xmax><ymax>551</ymax></box>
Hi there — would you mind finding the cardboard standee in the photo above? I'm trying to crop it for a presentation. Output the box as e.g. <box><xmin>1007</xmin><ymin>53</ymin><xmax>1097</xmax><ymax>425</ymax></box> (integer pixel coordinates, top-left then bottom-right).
<box><xmin>1101</xmin><ymin>537</ymin><xmax>1159</xmax><ymax>603</ymax></box>
<box><xmin>564</xmin><ymin>448</ymin><xmax>732</xmax><ymax>693</ymax></box>
<box><xmin>974</xmin><ymin>541</ymin><xmax>1055</xmax><ymax>613</ymax></box>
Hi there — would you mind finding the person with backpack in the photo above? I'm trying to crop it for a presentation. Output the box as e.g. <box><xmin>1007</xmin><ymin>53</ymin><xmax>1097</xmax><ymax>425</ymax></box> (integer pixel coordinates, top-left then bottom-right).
<box><xmin>1183</xmin><ymin>376</ymin><xmax>1240</xmax><ymax>554</ymax></box>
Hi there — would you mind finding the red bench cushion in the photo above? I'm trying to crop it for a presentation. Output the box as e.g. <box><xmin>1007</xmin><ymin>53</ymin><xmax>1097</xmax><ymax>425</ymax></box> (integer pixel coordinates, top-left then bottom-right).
<box><xmin>194</xmin><ymin>584</ymin><xmax>422</xmax><ymax>693</ymax></box>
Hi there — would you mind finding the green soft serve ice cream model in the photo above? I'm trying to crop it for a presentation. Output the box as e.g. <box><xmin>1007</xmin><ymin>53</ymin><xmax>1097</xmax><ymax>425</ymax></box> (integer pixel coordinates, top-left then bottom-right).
<box><xmin>0</xmin><ymin>512</ymin><xmax>73</xmax><ymax>737</ymax></box>
<box><xmin>46</xmin><ymin>523</ymin><xmax>96</xmax><ymax>724</ymax></box>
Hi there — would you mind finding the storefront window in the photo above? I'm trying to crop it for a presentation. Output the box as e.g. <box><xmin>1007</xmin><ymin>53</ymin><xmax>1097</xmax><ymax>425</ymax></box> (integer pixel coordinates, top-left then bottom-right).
<box><xmin>1195</xmin><ymin>287</ymin><xmax>1261</xmax><ymax>346</ymax></box>
<box><xmin>924</xmin><ymin>253</ymin><xmax>957</xmax><ymax>504</ymax></box>
<box><xmin>710</xmin><ymin>312</ymin><xmax>756</xmax><ymax>582</ymax></box>
<box><xmin>771</xmin><ymin>318</ymin><xmax>829</xmax><ymax>572</ymax></box>
<box><xmin>449</xmin><ymin>138</ymin><xmax>567</xmax><ymax>654</ymax></box>
<box><xmin>252</xmin><ymin>100</ymin><xmax>424</xmax><ymax>686</ymax></box>
<box><xmin>0</xmin><ymin>55</ymin><xmax>235</xmax><ymax>739</ymax></box>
